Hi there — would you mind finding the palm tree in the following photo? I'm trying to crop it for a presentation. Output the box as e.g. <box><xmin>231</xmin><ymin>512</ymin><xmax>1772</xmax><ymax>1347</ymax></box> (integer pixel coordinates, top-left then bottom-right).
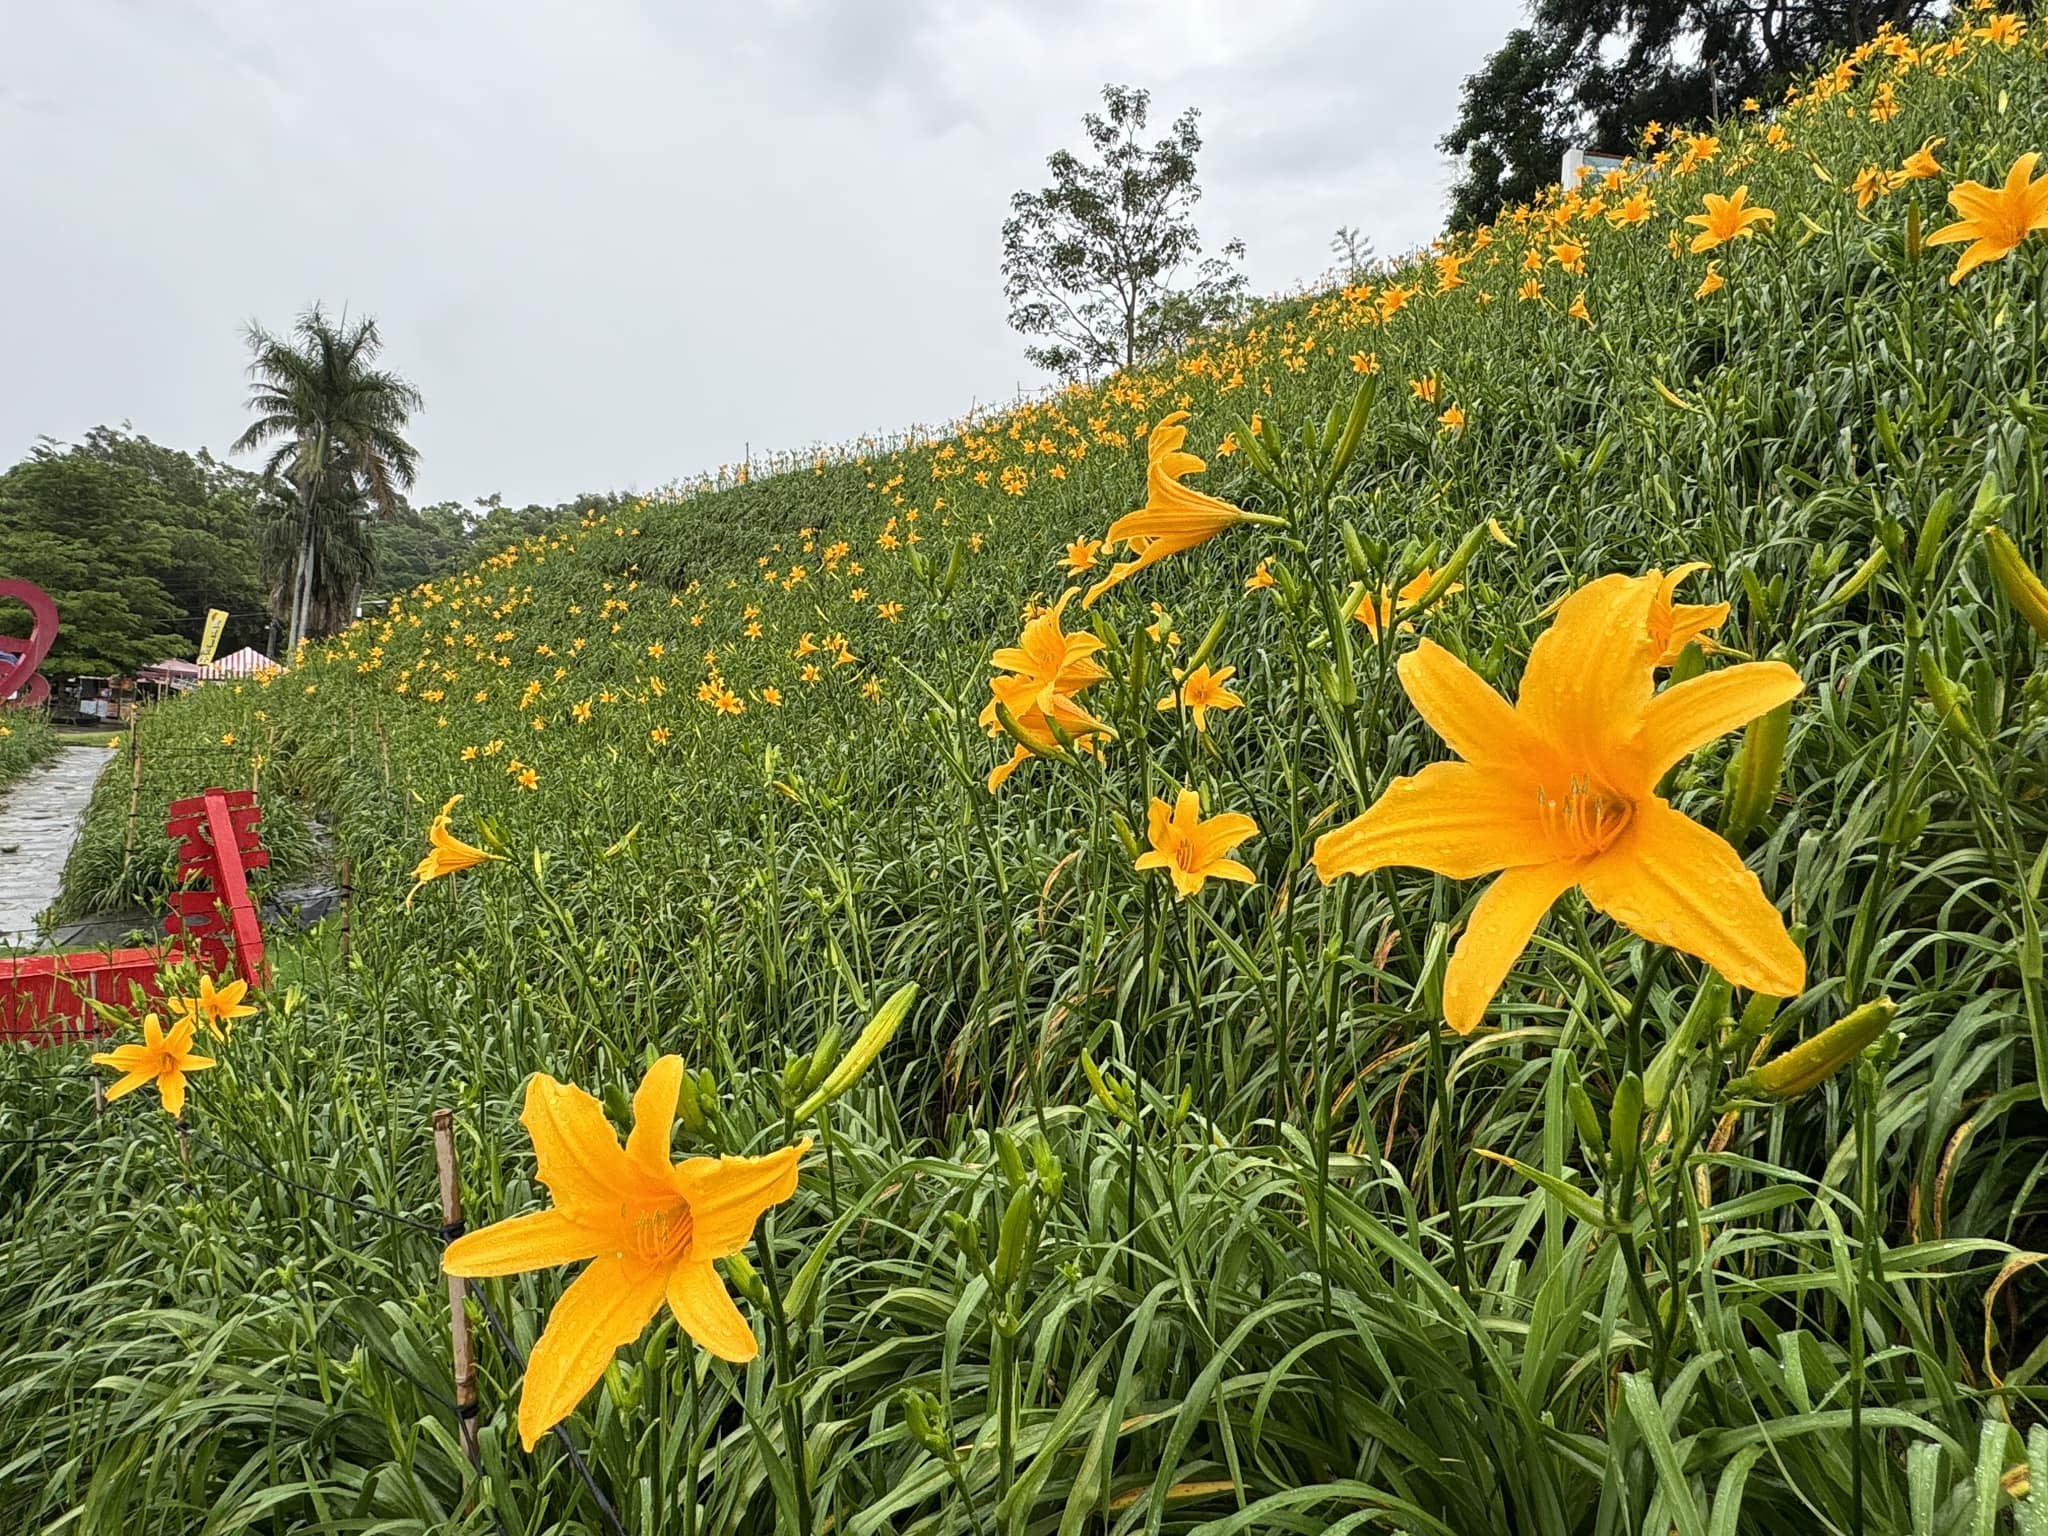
<box><xmin>232</xmin><ymin>307</ymin><xmax>422</xmax><ymax>654</ymax></box>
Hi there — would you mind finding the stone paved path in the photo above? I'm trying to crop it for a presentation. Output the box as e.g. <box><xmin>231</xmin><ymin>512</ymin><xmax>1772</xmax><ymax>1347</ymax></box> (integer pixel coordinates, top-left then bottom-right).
<box><xmin>0</xmin><ymin>747</ymin><xmax>109</xmax><ymax>944</ymax></box>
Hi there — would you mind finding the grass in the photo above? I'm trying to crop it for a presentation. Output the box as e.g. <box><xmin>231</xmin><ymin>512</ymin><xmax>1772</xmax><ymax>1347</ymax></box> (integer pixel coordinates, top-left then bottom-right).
<box><xmin>0</xmin><ymin>711</ymin><xmax>61</xmax><ymax>794</ymax></box>
<box><xmin>11</xmin><ymin>12</ymin><xmax>2048</xmax><ymax>1534</ymax></box>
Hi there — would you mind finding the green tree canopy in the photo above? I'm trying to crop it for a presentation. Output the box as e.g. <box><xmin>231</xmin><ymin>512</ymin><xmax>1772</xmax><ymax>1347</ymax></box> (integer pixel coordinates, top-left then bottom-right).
<box><xmin>0</xmin><ymin>433</ymin><xmax>265</xmax><ymax>677</ymax></box>
<box><xmin>1442</xmin><ymin>0</ymin><xmax>1942</xmax><ymax>229</ymax></box>
<box><xmin>1002</xmin><ymin>85</ymin><xmax>1247</xmax><ymax>379</ymax></box>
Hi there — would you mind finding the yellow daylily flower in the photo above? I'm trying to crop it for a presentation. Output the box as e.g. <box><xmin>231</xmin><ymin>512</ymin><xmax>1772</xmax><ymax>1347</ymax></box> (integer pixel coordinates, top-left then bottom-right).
<box><xmin>1156</xmin><ymin>663</ymin><xmax>1244</xmax><ymax>733</ymax></box>
<box><xmin>175</xmin><ymin>973</ymin><xmax>259</xmax><ymax>1040</ymax></box>
<box><xmin>1083</xmin><ymin>412</ymin><xmax>1282</xmax><ymax>608</ymax></box>
<box><xmin>1313</xmin><ymin>574</ymin><xmax>1806</xmax><ymax>1033</ymax></box>
<box><xmin>1926</xmin><ymin>151</ymin><xmax>2048</xmax><ymax>284</ymax></box>
<box><xmin>91</xmin><ymin>1012</ymin><xmax>215</xmax><ymax>1118</ymax></box>
<box><xmin>1063</xmin><ymin>537</ymin><xmax>1103</xmax><ymax>574</ymax></box>
<box><xmin>406</xmin><ymin>795</ymin><xmax>501</xmax><ymax>908</ymax></box>
<box><xmin>1135</xmin><ymin>789</ymin><xmax>1259</xmax><ymax>898</ymax></box>
<box><xmin>1354</xmin><ymin>568</ymin><xmax>1462</xmax><ymax>637</ymax></box>
<box><xmin>980</xmin><ymin>590</ymin><xmax>1111</xmax><ymax>792</ymax></box>
<box><xmin>443</xmin><ymin>1057</ymin><xmax>808</xmax><ymax>1450</ymax></box>
<box><xmin>1646</xmin><ymin>563</ymin><xmax>1729</xmax><ymax>665</ymax></box>
<box><xmin>1686</xmin><ymin>186</ymin><xmax>1774</xmax><ymax>252</ymax></box>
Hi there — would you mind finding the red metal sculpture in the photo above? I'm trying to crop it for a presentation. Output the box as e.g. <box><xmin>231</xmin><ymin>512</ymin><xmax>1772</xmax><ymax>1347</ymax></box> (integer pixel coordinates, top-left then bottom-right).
<box><xmin>0</xmin><ymin>578</ymin><xmax>57</xmax><ymax>709</ymax></box>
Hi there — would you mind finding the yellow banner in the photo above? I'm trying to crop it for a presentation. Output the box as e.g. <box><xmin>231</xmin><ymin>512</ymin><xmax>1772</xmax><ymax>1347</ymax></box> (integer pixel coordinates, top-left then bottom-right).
<box><xmin>197</xmin><ymin>608</ymin><xmax>229</xmax><ymax>667</ymax></box>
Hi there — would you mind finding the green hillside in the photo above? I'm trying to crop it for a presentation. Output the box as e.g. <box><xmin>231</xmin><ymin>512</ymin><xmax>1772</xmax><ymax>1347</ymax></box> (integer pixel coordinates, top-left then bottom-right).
<box><xmin>12</xmin><ymin>13</ymin><xmax>2048</xmax><ymax>1532</ymax></box>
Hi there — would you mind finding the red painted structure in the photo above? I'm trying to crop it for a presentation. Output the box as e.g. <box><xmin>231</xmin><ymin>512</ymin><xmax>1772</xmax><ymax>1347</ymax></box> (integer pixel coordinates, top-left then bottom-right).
<box><xmin>0</xmin><ymin>787</ymin><xmax>268</xmax><ymax>1041</ymax></box>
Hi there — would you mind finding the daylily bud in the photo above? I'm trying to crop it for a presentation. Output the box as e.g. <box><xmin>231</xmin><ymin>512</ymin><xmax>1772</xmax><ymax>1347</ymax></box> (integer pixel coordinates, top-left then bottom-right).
<box><xmin>1186</xmin><ymin>610</ymin><xmax>1229</xmax><ymax>671</ymax></box>
<box><xmin>1608</xmin><ymin>1071</ymin><xmax>1644</xmax><ymax>1184</ymax></box>
<box><xmin>1644</xmin><ymin>974</ymin><xmax>1731</xmax><ymax>1113</ymax></box>
<box><xmin>1400</xmin><ymin>524</ymin><xmax>1488</xmax><ymax>618</ymax></box>
<box><xmin>1563</xmin><ymin>1055</ymin><xmax>1605</xmax><ymax>1158</ymax></box>
<box><xmin>1817</xmin><ymin>546</ymin><xmax>1887</xmax><ymax>611</ymax></box>
<box><xmin>1325</xmin><ymin>373</ymin><xmax>1378</xmax><ymax>485</ymax></box>
<box><xmin>1341</xmin><ymin>522</ymin><xmax>1371</xmax><ymax>581</ymax></box>
<box><xmin>994</xmin><ymin>1130</ymin><xmax>1027</xmax><ymax>1190</ymax></box>
<box><xmin>1918</xmin><ymin>650</ymin><xmax>1982</xmax><ymax>744</ymax></box>
<box><xmin>793</xmin><ymin>983</ymin><xmax>918</xmax><ymax>1120</ymax></box>
<box><xmin>723</xmin><ymin>1251</ymin><xmax>768</xmax><ymax>1307</ymax></box>
<box><xmin>1913</xmin><ymin>489</ymin><xmax>1957</xmax><ymax>585</ymax></box>
<box><xmin>993</xmin><ymin>1184</ymin><xmax>1033</xmax><ymax>1292</ymax></box>
<box><xmin>1984</xmin><ymin>526</ymin><xmax>2048</xmax><ymax>641</ymax></box>
<box><xmin>1722</xmin><ymin>699</ymin><xmax>1793</xmax><ymax>840</ymax></box>
<box><xmin>802</xmin><ymin>1024</ymin><xmax>843</xmax><ymax>1093</ymax></box>
<box><xmin>1730</xmin><ymin>997</ymin><xmax>1895</xmax><ymax>1099</ymax></box>
<box><xmin>675</xmin><ymin>1069</ymin><xmax>706</xmax><ymax>1135</ymax></box>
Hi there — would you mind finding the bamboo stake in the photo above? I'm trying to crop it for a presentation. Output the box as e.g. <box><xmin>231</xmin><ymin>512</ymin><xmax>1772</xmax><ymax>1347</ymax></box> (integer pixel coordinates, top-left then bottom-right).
<box><xmin>433</xmin><ymin>1109</ymin><xmax>482</xmax><ymax>1466</ymax></box>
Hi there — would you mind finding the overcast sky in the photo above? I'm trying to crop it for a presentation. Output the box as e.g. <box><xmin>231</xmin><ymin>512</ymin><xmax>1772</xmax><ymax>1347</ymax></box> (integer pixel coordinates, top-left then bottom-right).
<box><xmin>3</xmin><ymin>0</ymin><xmax>1522</xmax><ymax>508</ymax></box>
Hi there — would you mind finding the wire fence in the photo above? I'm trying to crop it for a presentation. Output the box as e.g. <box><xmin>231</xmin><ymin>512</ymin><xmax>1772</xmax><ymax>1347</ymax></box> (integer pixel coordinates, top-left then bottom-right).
<box><xmin>0</xmin><ymin>1101</ymin><xmax>628</xmax><ymax>1536</ymax></box>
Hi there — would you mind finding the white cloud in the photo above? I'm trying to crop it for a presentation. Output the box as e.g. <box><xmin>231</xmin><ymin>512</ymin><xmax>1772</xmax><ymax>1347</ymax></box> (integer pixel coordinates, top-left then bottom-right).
<box><xmin>0</xmin><ymin>0</ymin><xmax>1521</xmax><ymax>504</ymax></box>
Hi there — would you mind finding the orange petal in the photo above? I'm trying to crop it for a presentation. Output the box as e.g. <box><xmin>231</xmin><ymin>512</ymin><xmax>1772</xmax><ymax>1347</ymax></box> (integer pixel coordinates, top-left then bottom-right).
<box><xmin>159</xmin><ymin>1069</ymin><xmax>187</xmax><ymax>1119</ymax></box>
<box><xmin>667</xmin><ymin>1259</ymin><xmax>758</xmax><ymax>1361</ymax></box>
<box><xmin>675</xmin><ymin>1141</ymin><xmax>809</xmax><ymax>1261</ymax></box>
<box><xmin>1579</xmin><ymin>799</ymin><xmax>1805</xmax><ymax>997</ymax></box>
<box><xmin>1313</xmin><ymin>762</ymin><xmax>1551</xmax><ymax>884</ymax></box>
<box><xmin>1517</xmin><ymin>574</ymin><xmax>1660</xmax><ymax>762</ymax></box>
<box><xmin>444</xmin><ymin>1209</ymin><xmax>604</xmax><ymax>1277</ymax></box>
<box><xmin>521</xmin><ymin>1073</ymin><xmax>636</xmax><ymax>1212</ymax></box>
<box><xmin>516</xmin><ymin>1256</ymin><xmax>667</xmax><ymax>1451</ymax></box>
<box><xmin>625</xmin><ymin>1056</ymin><xmax>685</xmax><ymax>1180</ymax></box>
<box><xmin>101</xmin><ymin>1069</ymin><xmax>154</xmax><ymax>1101</ymax></box>
<box><xmin>1398</xmin><ymin>640</ymin><xmax>1534</xmax><ymax>768</ymax></box>
<box><xmin>1636</xmin><ymin>661</ymin><xmax>1803</xmax><ymax>780</ymax></box>
<box><xmin>1443</xmin><ymin>861</ymin><xmax>1585</xmax><ymax>1033</ymax></box>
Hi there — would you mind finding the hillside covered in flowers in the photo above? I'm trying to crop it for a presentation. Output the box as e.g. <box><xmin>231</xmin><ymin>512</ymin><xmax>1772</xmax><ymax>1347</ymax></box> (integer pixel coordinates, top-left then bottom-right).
<box><xmin>14</xmin><ymin>10</ymin><xmax>2048</xmax><ymax>1533</ymax></box>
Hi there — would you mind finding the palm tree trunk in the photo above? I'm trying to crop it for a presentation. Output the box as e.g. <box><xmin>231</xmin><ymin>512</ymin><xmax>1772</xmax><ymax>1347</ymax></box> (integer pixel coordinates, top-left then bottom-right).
<box><xmin>288</xmin><ymin>484</ymin><xmax>316</xmax><ymax>657</ymax></box>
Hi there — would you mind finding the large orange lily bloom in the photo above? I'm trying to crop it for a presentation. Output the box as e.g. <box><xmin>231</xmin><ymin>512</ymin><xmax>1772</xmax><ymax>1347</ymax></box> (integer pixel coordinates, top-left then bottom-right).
<box><xmin>1313</xmin><ymin>573</ymin><xmax>1805</xmax><ymax>1033</ymax></box>
<box><xmin>981</xmin><ymin>590</ymin><xmax>1111</xmax><ymax>791</ymax></box>
<box><xmin>444</xmin><ymin>1057</ymin><xmax>808</xmax><ymax>1449</ymax></box>
<box><xmin>1082</xmin><ymin>412</ymin><xmax>1282</xmax><ymax>607</ymax></box>
<box><xmin>91</xmin><ymin>1012</ymin><xmax>215</xmax><ymax>1118</ymax></box>
<box><xmin>1926</xmin><ymin>151</ymin><xmax>2048</xmax><ymax>284</ymax></box>
<box><xmin>406</xmin><ymin>795</ymin><xmax>500</xmax><ymax>908</ymax></box>
<box><xmin>1136</xmin><ymin>788</ymin><xmax>1259</xmax><ymax>897</ymax></box>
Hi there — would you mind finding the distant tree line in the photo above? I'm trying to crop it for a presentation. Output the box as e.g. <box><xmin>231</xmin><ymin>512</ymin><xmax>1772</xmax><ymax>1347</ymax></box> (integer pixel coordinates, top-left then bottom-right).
<box><xmin>1442</xmin><ymin>0</ymin><xmax>1945</xmax><ymax>229</ymax></box>
<box><xmin>0</xmin><ymin>426</ymin><xmax>613</xmax><ymax>679</ymax></box>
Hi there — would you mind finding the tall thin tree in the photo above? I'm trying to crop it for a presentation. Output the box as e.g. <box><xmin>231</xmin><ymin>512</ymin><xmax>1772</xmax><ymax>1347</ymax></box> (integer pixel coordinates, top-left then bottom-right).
<box><xmin>232</xmin><ymin>306</ymin><xmax>422</xmax><ymax>655</ymax></box>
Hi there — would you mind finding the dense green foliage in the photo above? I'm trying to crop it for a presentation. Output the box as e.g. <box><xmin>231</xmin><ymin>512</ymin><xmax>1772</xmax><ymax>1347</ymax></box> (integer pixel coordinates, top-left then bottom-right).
<box><xmin>0</xmin><ymin>425</ymin><xmax>615</xmax><ymax>681</ymax></box>
<box><xmin>1443</xmin><ymin>0</ymin><xmax>1943</xmax><ymax>228</ymax></box>
<box><xmin>16</xmin><ymin>15</ymin><xmax>2048</xmax><ymax>1535</ymax></box>
<box><xmin>0</xmin><ymin>712</ymin><xmax>60</xmax><ymax>795</ymax></box>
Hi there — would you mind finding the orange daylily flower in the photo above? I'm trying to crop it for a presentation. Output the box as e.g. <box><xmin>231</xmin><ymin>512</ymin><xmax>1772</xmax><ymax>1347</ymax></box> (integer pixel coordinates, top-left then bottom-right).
<box><xmin>1313</xmin><ymin>574</ymin><xmax>1806</xmax><ymax>1033</ymax></box>
<box><xmin>1897</xmin><ymin>136</ymin><xmax>1944</xmax><ymax>183</ymax></box>
<box><xmin>406</xmin><ymin>795</ymin><xmax>501</xmax><ymax>907</ymax></box>
<box><xmin>1063</xmin><ymin>537</ymin><xmax>1103</xmax><ymax>574</ymax></box>
<box><xmin>1354</xmin><ymin>568</ymin><xmax>1462</xmax><ymax>637</ymax></box>
<box><xmin>175</xmin><ymin>973</ymin><xmax>259</xmax><ymax>1040</ymax></box>
<box><xmin>1082</xmin><ymin>412</ymin><xmax>1282</xmax><ymax>607</ymax></box>
<box><xmin>1135</xmin><ymin>788</ymin><xmax>1259</xmax><ymax>897</ymax></box>
<box><xmin>444</xmin><ymin>1058</ymin><xmax>808</xmax><ymax>1450</ymax></box>
<box><xmin>1156</xmin><ymin>663</ymin><xmax>1245</xmax><ymax>733</ymax></box>
<box><xmin>1686</xmin><ymin>187</ymin><xmax>1774</xmax><ymax>252</ymax></box>
<box><xmin>1647</xmin><ymin>563</ymin><xmax>1728</xmax><ymax>665</ymax></box>
<box><xmin>91</xmin><ymin>1012</ymin><xmax>215</xmax><ymax>1118</ymax></box>
<box><xmin>981</xmin><ymin>590</ymin><xmax>1111</xmax><ymax>791</ymax></box>
<box><xmin>1926</xmin><ymin>152</ymin><xmax>2048</xmax><ymax>284</ymax></box>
